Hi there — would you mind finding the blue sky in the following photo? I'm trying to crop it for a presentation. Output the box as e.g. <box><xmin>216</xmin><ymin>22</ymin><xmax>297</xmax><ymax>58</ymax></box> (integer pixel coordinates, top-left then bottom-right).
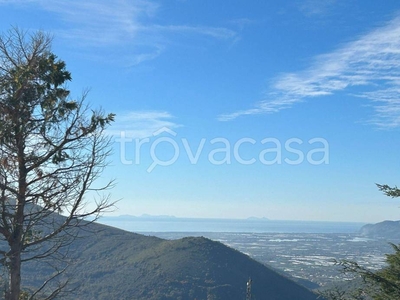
<box><xmin>2</xmin><ymin>0</ymin><xmax>400</xmax><ymax>222</ymax></box>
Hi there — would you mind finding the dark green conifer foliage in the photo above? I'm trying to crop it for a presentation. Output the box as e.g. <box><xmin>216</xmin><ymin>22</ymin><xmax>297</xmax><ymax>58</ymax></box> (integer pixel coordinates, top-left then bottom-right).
<box><xmin>0</xmin><ymin>28</ymin><xmax>115</xmax><ymax>300</ymax></box>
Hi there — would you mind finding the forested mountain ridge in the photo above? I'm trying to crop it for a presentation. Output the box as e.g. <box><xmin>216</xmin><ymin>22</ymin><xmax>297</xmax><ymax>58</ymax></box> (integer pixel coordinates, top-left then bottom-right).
<box><xmin>20</xmin><ymin>221</ymin><xmax>321</xmax><ymax>299</ymax></box>
<box><xmin>360</xmin><ymin>220</ymin><xmax>400</xmax><ymax>241</ymax></box>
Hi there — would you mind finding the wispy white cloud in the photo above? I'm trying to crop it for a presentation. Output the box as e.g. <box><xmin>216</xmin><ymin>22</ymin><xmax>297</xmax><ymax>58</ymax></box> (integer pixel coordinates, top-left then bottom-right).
<box><xmin>219</xmin><ymin>15</ymin><xmax>400</xmax><ymax>128</ymax></box>
<box><xmin>0</xmin><ymin>0</ymin><xmax>237</xmax><ymax>64</ymax></box>
<box><xmin>148</xmin><ymin>24</ymin><xmax>237</xmax><ymax>40</ymax></box>
<box><xmin>125</xmin><ymin>45</ymin><xmax>165</xmax><ymax>66</ymax></box>
<box><xmin>299</xmin><ymin>0</ymin><xmax>337</xmax><ymax>17</ymax></box>
<box><xmin>106</xmin><ymin>111</ymin><xmax>181</xmax><ymax>138</ymax></box>
<box><xmin>41</xmin><ymin>0</ymin><xmax>153</xmax><ymax>45</ymax></box>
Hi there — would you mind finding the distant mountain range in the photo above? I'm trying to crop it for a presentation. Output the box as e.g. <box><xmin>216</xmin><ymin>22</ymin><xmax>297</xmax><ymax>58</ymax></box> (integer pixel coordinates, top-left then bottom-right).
<box><xmin>103</xmin><ymin>214</ymin><xmax>178</xmax><ymax>220</ymax></box>
<box><xmin>20</xmin><ymin>220</ymin><xmax>320</xmax><ymax>299</ymax></box>
<box><xmin>100</xmin><ymin>214</ymin><xmax>270</xmax><ymax>221</ymax></box>
<box><xmin>360</xmin><ymin>220</ymin><xmax>400</xmax><ymax>241</ymax></box>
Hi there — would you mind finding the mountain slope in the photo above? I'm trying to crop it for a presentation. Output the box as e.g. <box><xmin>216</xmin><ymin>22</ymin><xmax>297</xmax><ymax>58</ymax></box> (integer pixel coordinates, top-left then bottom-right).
<box><xmin>360</xmin><ymin>220</ymin><xmax>400</xmax><ymax>241</ymax></box>
<box><xmin>21</xmin><ymin>222</ymin><xmax>320</xmax><ymax>299</ymax></box>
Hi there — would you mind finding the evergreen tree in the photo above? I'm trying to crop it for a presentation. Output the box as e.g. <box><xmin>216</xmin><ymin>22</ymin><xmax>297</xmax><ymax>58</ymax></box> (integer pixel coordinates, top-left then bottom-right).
<box><xmin>0</xmin><ymin>28</ymin><xmax>115</xmax><ymax>300</ymax></box>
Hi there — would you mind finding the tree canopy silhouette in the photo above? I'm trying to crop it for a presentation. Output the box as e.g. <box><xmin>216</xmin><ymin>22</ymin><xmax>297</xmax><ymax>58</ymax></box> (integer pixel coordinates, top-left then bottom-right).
<box><xmin>0</xmin><ymin>28</ymin><xmax>115</xmax><ymax>300</ymax></box>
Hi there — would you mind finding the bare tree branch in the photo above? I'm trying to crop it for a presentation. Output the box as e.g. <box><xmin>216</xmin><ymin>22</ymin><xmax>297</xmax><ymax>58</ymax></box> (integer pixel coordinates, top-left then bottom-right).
<box><xmin>0</xmin><ymin>27</ymin><xmax>115</xmax><ymax>300</ymax></box>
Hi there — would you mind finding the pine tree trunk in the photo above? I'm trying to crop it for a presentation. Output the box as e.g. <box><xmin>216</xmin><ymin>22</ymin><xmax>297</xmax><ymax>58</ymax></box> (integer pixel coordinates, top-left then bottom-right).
<box><xmin>7</xmin><ymin>128</ymin><xmax>26</xmax><ymax>300</ymax></box>
<box><xmin>7</xmin><ymin>243</ymin><xmax>22</xmax><ymax>300</ymax></box>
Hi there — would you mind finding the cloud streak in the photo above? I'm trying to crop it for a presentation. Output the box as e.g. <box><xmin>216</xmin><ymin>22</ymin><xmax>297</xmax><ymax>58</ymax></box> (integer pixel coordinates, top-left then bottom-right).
<box><xmin>299</xmin><ymin>0</ymin><xmax>337</xmax><ymax>17</ymax></box>
<box><xmin>219</xmin><ymin>15</ymin><xmax>400</xmax><ymax>128</ymax></box>
<box><xmin>0</xmin><ymin>0</ymin><xmax>237</xmax><ymax>64</ymax></box>
<box><xmin>106</xmin><ymin>111</ymin><xmax>181</xmax><ymax>139</ymax></box>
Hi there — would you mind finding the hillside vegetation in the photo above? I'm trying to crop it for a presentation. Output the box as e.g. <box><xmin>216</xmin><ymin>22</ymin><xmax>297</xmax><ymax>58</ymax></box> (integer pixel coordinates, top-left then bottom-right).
<box><xmin>19</xmin><ymin>222</ymin><xmax>320</xmax><ymax>299</ymax></box>
<box><xmin>360</xmin><ymin>220</ymin><xmax>400</xmax><ymax>241</ymax></box>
